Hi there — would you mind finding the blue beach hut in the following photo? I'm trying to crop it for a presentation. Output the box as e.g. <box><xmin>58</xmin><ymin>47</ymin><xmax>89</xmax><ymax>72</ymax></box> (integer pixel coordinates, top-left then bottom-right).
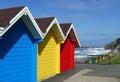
<box><xmin>0</xmin><ymin>6</ymin><xmax>42</xmax><ymax>81</ymax></box>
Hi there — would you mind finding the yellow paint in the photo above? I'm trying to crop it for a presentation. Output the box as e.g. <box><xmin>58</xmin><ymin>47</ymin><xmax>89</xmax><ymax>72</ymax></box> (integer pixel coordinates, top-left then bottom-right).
<box><xmin>100</xmin><ymin>56</ymin><xmax>102</xmax><ymax>62</ymax></box>
<box><xmin>96</xmin><ymin>56</ymin><xmax>98</xmax><ymax>64</ymax></box>
<box><xmin>37</xmin><ymin>29</ymin><xmax>61</xmax><ymax>80</ymax></box>
<box><xmin>109</xmin><ymin>52</ymin><xmax>112</xmax><ymax>56</ymax></box>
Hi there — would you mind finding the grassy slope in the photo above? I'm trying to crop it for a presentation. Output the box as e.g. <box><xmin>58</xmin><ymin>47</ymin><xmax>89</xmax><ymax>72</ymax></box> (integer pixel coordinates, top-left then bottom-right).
<box><xmin>105</xmin><ymin>40</ymin><xmax>116</xmax><ymax>49</ymax></box>
<box><xmin>97</xmin><ymin>53</ymin><xmax>120</xmax><ymax>64</ymax></box>
<box><xmin>111</xmin><ymin>53</ymin><xmax>120</xmax><ymax>64</ymax></box>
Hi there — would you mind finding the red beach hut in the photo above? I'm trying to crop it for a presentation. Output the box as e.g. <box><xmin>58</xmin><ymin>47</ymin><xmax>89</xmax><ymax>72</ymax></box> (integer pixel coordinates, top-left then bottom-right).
<box><xmin>60</xmin><ymin>23</ymin><xmax>81</xmax><ymax>72</ymax></box>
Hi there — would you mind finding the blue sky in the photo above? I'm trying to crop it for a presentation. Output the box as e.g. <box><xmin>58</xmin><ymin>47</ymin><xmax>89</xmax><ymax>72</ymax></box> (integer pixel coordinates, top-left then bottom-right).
<box><xmin>0</xmin><ymin>0</ymin><xmax>120</xmax><ymax>46</ymax></box>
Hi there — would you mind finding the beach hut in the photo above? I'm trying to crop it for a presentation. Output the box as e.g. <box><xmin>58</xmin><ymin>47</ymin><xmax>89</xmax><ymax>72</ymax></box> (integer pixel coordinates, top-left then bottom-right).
<box><xmin>60</xmin><ymin>23</ymin><xmax>80</xmax><ymax>72</ymax></box>
<box><xmin>35</xmin><ymin>17</ymin><xmax>64</xmax><ymax>80</ymax></box>
<box><xmin>0</xmin><ymin>6</ymin><xmax>42</xmax><ymax>81</ymax></box>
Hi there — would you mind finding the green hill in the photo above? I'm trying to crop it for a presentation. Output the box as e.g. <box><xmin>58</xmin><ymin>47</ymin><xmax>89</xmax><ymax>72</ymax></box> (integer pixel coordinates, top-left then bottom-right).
<box><xmin>111</xmin><ymin>52</ymin><xmax>120</xmax><ymax>64</ymax></box>
<box><xmin>105</xmin><ymin>38</ymin><xmax>120</xmax><ymax>64</ymax></box>
<box><xmin>105</xmin><ymin>38</ymin><xmax>120</xmax><ymax>50</ymax></box>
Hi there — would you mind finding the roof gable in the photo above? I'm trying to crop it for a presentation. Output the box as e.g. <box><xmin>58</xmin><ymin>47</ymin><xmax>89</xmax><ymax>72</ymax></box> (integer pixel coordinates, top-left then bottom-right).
<box><xmin>60</xmin><ymin>23</ymin><xmax>81</xmax><ymax>48</ymax></box>
<box><xmin>60</xmin><ymin>23</ymin><xmax>71</xmax><ymax>36</ymax></box>
<box><xmin>35</xmin><ymin>17</ymin><xmax>55</xmax><ymax>33</ymax></box>
<box><xmin>0</xmin><ymin>6</ymin><xmax>42</xmax><ymax>39</ymax></box>
<box><xmin>0</xmin><ymin>6</ymin><xmax>25</xmax><ymax>27</ymax></box>
<box><xmin>35</xmin><ymin>17</ymin><xmax>64</xmax><ymax>42</ymax></box>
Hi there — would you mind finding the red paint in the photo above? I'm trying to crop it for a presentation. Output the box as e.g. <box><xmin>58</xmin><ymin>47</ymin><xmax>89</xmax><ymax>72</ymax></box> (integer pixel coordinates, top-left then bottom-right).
<box><xmin>60</xmin><ymin>36</ymin><xmax>75</xmax><ymax>72</ymax></box>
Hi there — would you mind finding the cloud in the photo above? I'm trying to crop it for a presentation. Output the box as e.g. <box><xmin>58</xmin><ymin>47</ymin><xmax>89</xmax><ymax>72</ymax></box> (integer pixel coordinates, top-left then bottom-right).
<box><xmin>63</xmin><ymin>1</ymin><xmax>88</xmax><ymax>10</ymax></box>
<box><xmin>79</xmin><ymin>32</ymin><xmax>120</xmax><ymax>40</ymax></box>
<box><xmin>45</xmin><ymin>0</ymin><xmax>120</xmax><ymax>11</ymax></box>
<box><xmin>80</xmin><ymin>36</ymin><xmax>116</xmax><ymax>46</ymax></box>
<box><xmin>89</xmin><ymin>0</ymin><xmax>120</xmax><ymax>10</ymax></box>
<box><xmin>112</xmin><ymin>33</ymin><xmax>120</xmax><ymax>37</ymax></box>
<box><xmin>40</xmin><ymin>0</ymin><xmax>120</xmax><ymax>21</ymax></box>
<box><xmin>77</xmin><ymin>32</ymin><xmax>120</xmax><ymax>46</ymax></box>
<box><xmin>59</xmin><ymin>13</ymin><xmax>87</xmax><ymax>21</ymax></box>
<box><xmin>79</xmin><ymin>32</ymin><xmax>111</xmax><ymax>40</ymax></box>
<box><xmin>45</xmin><ymin>0</ymin><xmax>88</xmax><ymax>10</ymax></box>
<box><xmin>84</xmin><ymin>32</ymin><xmax>108</xmax><ymax>36</ymax></box>
<box><xmin>71</xmin><ymin>13</ymin><xmax>87</xmax><ymax>19</ymax></box>
<box><xmin>78</xmin><ymin>32</ymin><xmax>120</xmax><ymax>46</ymax></box>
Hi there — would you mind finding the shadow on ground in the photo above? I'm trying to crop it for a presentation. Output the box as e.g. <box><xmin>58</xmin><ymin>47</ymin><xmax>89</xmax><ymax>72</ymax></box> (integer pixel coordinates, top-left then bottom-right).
<box><xmin>41</xmin><ymin>63</ymin><xmax>120</xmax><ymax>82</ymax></box>
<box><xmin>41</xmin><ymin>63</ymin><xmax>84</xmax><ymax>82</ymax></box>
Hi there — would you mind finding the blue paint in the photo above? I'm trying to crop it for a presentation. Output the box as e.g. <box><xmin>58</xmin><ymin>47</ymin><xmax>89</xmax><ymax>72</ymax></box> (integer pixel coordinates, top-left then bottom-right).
<box><xmin>0</xmin><ymin>19</ymin><xmax>41</xmax><ymax>81</ymax></box>
<box><xmin>35</xmin><ymin>38</ymin><xmax>43</xmax><ymax>43</ymax></box>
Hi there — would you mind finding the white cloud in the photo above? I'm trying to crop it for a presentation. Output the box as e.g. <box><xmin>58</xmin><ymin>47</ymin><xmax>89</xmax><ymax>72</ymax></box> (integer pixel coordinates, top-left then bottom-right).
<box><xmin>64</xmin><ymin>1</ymin><xmax>88</xmax><ymax>10</ymax></box>
<box><xmin>45</xmin><ymin>0</ymin><xmax>88</xmax><ymax>10</ymax></box>
<box><xmin>89</xmin><ymin>0</ymin><xmax>119</xmax><ymax>10</ymax></box>
<box><xmin>61</xmin><ymin>13</ymin><xmax>87</xmax><ymax>20</ymax></box>
<box><xmin>45</xmin><ymin>0</ymin><xmax>120</xmax><ymax>11</ymax></box>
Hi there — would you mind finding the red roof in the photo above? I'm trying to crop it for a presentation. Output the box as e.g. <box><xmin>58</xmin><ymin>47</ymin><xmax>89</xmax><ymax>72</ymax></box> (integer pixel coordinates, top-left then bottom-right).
<box><xmin>60</xmin><ymin>23</ymin><xmax>79</xmax><ymax>47</ymax></box>
<box><xmin>69</xmin><ymin>29</ymin><xmax>77</xmax><ymax>41</ymax></box>
<box><xmin>35</xmin><ymin>17</ymin><xmax>55</xmax><ymax>33</ymax></box>
<box><xmin>60</xmin><ymin>23</ymin><xmax>71</xmax><ymax>36</ymax></box>
<box><xmin>0</xmin><ymin>6</ymin><xmax>25</xmax><ymax>27</ymax></box>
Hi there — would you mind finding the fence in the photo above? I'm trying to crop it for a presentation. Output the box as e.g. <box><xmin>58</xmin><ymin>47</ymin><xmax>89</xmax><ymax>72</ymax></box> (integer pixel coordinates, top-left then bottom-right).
<box><xmin>75</xmin><ymin>54</ymin><xmax>111</xmax><ymax>65</ymax></box>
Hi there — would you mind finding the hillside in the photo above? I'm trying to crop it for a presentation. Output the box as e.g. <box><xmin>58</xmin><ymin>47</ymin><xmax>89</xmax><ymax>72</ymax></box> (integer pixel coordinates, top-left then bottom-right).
<box><xmin>111</xmin><ymin>52</ymin><xmax>120</xmax><ymax>64</ymax></box>
<box><xmin>105</xmin><ymin>38</ymin><xmax>120</xmax><ymax>50</ymax></box>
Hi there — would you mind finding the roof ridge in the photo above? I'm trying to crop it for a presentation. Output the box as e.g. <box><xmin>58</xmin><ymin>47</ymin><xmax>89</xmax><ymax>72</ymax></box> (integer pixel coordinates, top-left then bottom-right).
<box><xmin>0</xmin><ymin>6</ymin><xmax>43</xmax><ymax>39</ymax></box>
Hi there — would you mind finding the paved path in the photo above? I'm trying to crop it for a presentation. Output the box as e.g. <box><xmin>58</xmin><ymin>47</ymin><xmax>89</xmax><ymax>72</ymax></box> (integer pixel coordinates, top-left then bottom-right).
<box><xmin>40</xmin><ymin>64</ymin><xmax>120</xmax><ymax>82</ymax></box>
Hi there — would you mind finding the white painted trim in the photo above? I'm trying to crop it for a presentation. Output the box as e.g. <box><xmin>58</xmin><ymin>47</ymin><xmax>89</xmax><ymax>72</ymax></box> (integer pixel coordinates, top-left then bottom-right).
<box><xmin>25</xmin><ymin>7</ymin><xmax>43</xmax><ymax>39</ymax></box>
<box><xmin>0</xmin><ymin>27</ymin><xmax>4</xmax><ymax>34</ymax></box>
<box><xmin>0</xmin><ymin>27</ymin><xmax>4</xmax><ymax>30</ymax></box>
<box><xmin>0</xmin><ymin>7</ymin><xmax>26</xmax><ymax>37</ymax></box>
<box><xmin>42</xmin><ymin>17</ymin><xmax>65</xmax><ymax>41</ymax></box>
<box><xmin>0</xmin><ymin>6</ymin><xmax>43</xmax><ymax>39</ymax></box>
<box><xmin>9</xmin><ymin>7</ymin><xmax>26</xmax><ymax>24</ymax></box>
<box><xmin>64</xmin><ymin>24</ymin><xmax>81</xmax><ymax>47</ymax></box>
<box><xmin>54</xmin><ymin>17</ymin><xmax>65</xmax><ymax>40</ymax></box>
<box><xmin>72</xmin><ymin>24</ymin><xmax>81</xmax><ymax>47</ymax></box>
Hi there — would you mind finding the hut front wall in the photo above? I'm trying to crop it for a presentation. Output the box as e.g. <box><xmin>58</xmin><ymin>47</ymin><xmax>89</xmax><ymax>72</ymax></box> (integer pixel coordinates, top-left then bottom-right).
<box><xmin>0</xmin><ymin>19</ymin><xmax>37</xmax><ymax>82</ymax></box>
<box><xmin>60</xmin><ymin>37</ymin><xmax>74</xmax><ymax>72</ymax></box>
<box><xmin>37</xmin><ymin>29</ymin><xmax>60</xmax><ymax>80</ymax></box>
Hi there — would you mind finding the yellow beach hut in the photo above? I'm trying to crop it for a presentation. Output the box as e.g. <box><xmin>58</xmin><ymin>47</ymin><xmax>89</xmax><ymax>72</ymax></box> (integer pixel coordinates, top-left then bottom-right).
<box><xmin>35</xmin><ymin>17</ymin><xmax>64</xmax><ymax>80</ymax></box>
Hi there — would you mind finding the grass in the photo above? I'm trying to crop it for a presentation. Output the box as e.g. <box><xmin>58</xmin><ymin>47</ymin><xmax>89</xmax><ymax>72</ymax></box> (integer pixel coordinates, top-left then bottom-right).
<box><xmin>98</xmin><ymin>52</ymin><xmax>120</xmax><ymax>64</ymax></box>
<box><xmin>87</xmin><ymin>53</ymin><xmax>120</xmax><ymax>65</ymax></box>
<box><xmin>98</xmin><ymin>56</ymin><xmax>111</xmax><ymax>65</ymax></box>
<box><xmin>111</xmin><ymin>52</ymin><xmax>120</xmax><ymax>64</ymax></box>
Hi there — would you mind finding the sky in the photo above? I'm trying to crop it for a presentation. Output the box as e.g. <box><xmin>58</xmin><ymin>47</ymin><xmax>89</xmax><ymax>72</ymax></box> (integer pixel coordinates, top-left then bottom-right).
<box><xmin>0</xmin><ymin>0</ymin><xmax>120</xmax><ymax>46</ymax></box>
